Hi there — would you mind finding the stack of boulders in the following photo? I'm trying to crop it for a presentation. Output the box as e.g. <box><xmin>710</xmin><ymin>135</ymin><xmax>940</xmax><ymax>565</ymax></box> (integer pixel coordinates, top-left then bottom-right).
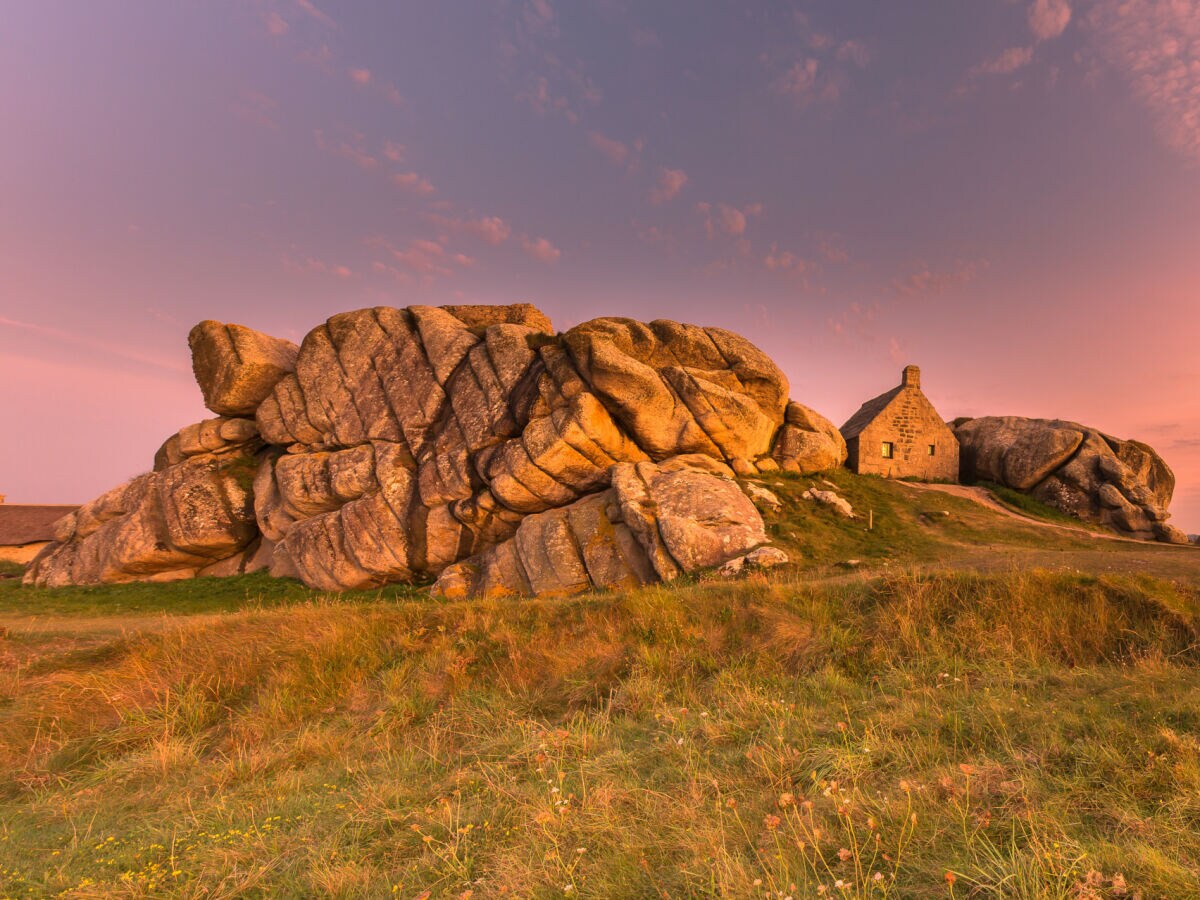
<box><xmin>954</xmin><ymin>416</ymin><xmax>1187</xmax><ymax>544</ymax></box>
<box><xmin>26</xmin><ymin>306</ymin><xmax>848</xmax><ymax>596</ymax></box>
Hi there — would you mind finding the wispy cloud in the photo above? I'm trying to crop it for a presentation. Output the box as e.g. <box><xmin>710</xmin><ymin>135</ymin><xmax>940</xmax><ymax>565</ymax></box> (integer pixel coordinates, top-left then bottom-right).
<box><xmin>314</xmin><ymin>129</ymin><xmax>378</xmax><ymax>170</ymax></box>
<box><xmin>294</xmin><ymin>0</ymin><xmax>336</xmax><ymax>29</ymax></box>
<box><xmin>763</xmin><ymin>243</ymin><xmax>809</xmax><ymax>274</ymax></box>
<box><xmin>970</xmin><ymin>46</ymin><xmax>1034</xmax><ymax>77</ymax></box>
<box><xmin>522</xmin><ymin>236</ymin><xmax>562</xmax><ymax>263</ymax></box>
<box><xmin>427</xmin><ymin>213</ymin><xmax>513</xmax><ymax>245</ymax></box>
<box><xmin>283</xmin><ymin>254</ymin><xmax>354</xmax><ymax>279</ymax></box>
<box><xmin>891</xmin><ymin>259</ymin><xmax>988</xmax><ymax>298</ymax></box>
<box><xmin>231</xmin><ymin>90</ymin><xmax>279</xmax><ymax>131</ymax></box>
<box><xmin>1089</xmin><ymin>0</ymin><xmax>1200</xmax><ymax>162</ymax></box>
<box><xmin>1029</xmin><ymin>0</ymin><xmax>1072</xmax><ymax>41</ymax></box>
<box><xmin>391</xmin><ymin>172</ymin><xmax>436</xmax><ymax>195</ymax></box>
<box><xmin>370</xmin><ymin>237</ymin><xmax>473</xmax><ymax>281</ymax></box>
<box><xmin>348</xmin><ymin>67</ymin><xmax>372</xmax><ymax>86</ymax></box>
<box><xmin>264</xmin><ymin>11</ymin><xmax>289</xmax><ymax>37</ymax></box>
<box><xmin>649</xmin><ymin>167</ymin><xmax>688</xmax><ymax>205</ymax></box>
<box><xmin>695</xmin><ymin>201</ymin><xmax>762</xmax><ymax>239</ymax></box>
<box><xmin>0</xmin><ymin>317</ymin><xmax>190</xmax><ymax>375</ymax></box>
<box><xmin>588</xmin><ymin>131</ymin><xmax>630</xmax><ymax>167</ymax></box>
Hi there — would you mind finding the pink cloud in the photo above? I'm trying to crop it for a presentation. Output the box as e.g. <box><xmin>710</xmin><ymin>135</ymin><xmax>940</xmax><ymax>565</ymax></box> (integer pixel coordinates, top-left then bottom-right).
<box><xmin>391</xmin><ymin>172</ymin><xmax>436</xmax><ymax>195</ymax></box>
<box><xmin>232</xmin><ymin>91</ymin><xmax>279</xmax><ymax>131</ymax></box>
<box><xmin>429</xmin><ymin>213</ymin><xmax>514</xmax><ymax>245</ymax></box>
<box><xmin>763</xmin><ymin>244</ymin><xmax>808</xmax><ymax>273</ymax></box>
<box><xmin>297</xmin><ymin>43</ymin><xmax>334</xmax><ymax>74</ymax></box>
<box><xmin>264</xmin><ymin>12</ymin><xmax>289</xmax><ymax>37</ymax></box>
<box><xmin>314</xmin><ymin>129</ymin><xmax>378</xmax><ymax>170</ymax></box>
<box><xmin>837</xmin><ymin>40</ymin><xmax>871</xmax><ymax>67</ymax></box>
<box><xmin>466</xmin><ymin>216</ymin><xmax>512</xmax><ymax>245</ymax></box>
<box><xmin>776</xmin><ymin>58</ymin><xmax>820</xmax><ymax>98</ymax></box>
<box><xmin>522</xmin><ymin>236</ymin><xmax>562</xmax><ymax>263</ymax></box>
<box><xmin>294</xmin><ymin>0</ymin><xmax>336</xmax><ymax>29</ymax></box>
<box><xmin>588</xmin><ymin>131</ymin><xmax>629</xmax><ymax>167</ymax></box>
<box><xmin>649</xmin><ymin>167</ymin><xmax>688</xmax><ymax>205</ymax></box>
<box><xmin>374</xmin><ymin>237</ymin><xmax>472</xmax><ymax>280</ymax></box>
<box><xmin>1029</xmin><ymin>0</ymin><xmax>1071</xmax><ymax>41</ymax></box>
<box><xmin>519</xmin><ymin>76</ymin><xmax>579</xmax><ymax>124</ymax></box>
<box><xmin>891</xmin><ymin>259</ymin><xmax>988</xmax><ymax>298</ymax></box>
<box><xmin>348</xmin><ymin>67</ymin><xmax>372</xmax><ymax>86</ymax></box>
<box><xmin>382</xmin><ymin>141</ymin><xmax>405</xmax><ymax>163</ymax></box>
<box><xmin>695</xmin><ymin>201</ymin><xmax>762</xmax><ymax>239</ymax></box>
<box><xmin>970</xmin><ymin>46</ymin><xmax>1034</xmax><ymax>77</ymax></box>
<box><xmin>826</xmin><ymin>302</ymin><xmax>880</xmax><ymax>340</ymax></box>
<box><xmin>381</xmin><ymin>83</ymin><xmax>406</xmax><ymax>107</ymax></box>
<box><xmin>522</xmin><ymin>0</ymin><xmax>558</xmax><ymax>38</ymax></box>
<box><xmin>1090</xmin><ymin>0</ymin><xmax>1200</xmax><ymax>161</ymax></box>
<box><xmin>285</xmin><ymin>255</ymin><xmax>354</xmax><ymax>279</ymax></box>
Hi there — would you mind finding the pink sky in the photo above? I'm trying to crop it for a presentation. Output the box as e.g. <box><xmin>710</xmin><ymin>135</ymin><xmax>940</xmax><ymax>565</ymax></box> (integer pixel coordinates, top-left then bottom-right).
<box><xmin>2</xmin><ymin>1</ymin><xmax>1198</xmax><ymax>532</ymax></box>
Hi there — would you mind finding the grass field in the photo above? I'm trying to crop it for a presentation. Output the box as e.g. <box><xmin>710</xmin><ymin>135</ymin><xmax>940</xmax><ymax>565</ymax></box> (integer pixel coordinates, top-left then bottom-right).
<box><xmin>0</xmin><ymin>473</ymin><xmax>1197</xmax><ymax>898</ymax></box>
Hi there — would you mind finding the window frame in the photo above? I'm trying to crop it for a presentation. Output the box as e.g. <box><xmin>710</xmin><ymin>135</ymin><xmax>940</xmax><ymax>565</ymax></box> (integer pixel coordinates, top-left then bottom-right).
<box><xmin>881</xmin><ymin>441</ymin><xmax>894</xmax><ymax>459</ymax></box>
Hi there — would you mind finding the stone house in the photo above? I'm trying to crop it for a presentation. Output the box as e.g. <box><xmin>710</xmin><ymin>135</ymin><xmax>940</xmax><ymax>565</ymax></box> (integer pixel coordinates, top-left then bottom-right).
<box><xmin>840</xmin><ymin>365</ymin><xmax>959</xmax><ymax>480</ymax></box>
<box><xmin>0</xmin><ymin>504</ymin><xmax>78</xmax><ymax>565</ymax></box>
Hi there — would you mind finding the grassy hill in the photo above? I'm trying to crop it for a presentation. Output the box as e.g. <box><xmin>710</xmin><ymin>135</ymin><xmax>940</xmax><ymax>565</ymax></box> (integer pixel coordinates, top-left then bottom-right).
<box><xmin>0</xmin><ymin>472</ymin><xmax>1198</xmax><ymax>897</ymax></box>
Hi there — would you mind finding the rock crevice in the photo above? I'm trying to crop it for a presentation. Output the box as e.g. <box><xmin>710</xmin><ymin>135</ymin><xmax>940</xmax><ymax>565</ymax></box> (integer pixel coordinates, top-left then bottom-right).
<box><xmin>27</xmin><ymin>305</ymin><xmax>848</xmax><ymax>595</ymax></box>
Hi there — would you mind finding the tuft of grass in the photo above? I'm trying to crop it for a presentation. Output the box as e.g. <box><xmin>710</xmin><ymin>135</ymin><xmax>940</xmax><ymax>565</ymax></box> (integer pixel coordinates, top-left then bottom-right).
<box><xmin>0</xmin><ymin>569</ymin><xmax>1197</xmax><ymax>896</ymax></box>
<box><xmin>0</xmin><ymin>561</ymin><xmax>25</xmax><ymax>579</ymax></box>
<box><xmin>0</xmin><ymin>570</ymin><xmax>429</xmax><ymax>618</ymax></box>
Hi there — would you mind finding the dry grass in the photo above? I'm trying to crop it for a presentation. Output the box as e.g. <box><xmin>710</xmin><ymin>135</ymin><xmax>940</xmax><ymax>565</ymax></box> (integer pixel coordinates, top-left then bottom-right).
<box><xmin>0</xmin><ymin>569</ymin><xmax>1197</xmax><ymax>896</ymax></box>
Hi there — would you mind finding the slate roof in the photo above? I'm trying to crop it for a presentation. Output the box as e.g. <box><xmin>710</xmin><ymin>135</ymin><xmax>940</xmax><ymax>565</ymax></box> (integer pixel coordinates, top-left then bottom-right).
<box><xmin>840</xmin><ymin>386</ymin><xmax>903</xmax><ymax>440</ymax></box>
<box><xmin>0</xmin><ymin>505</ymin><xmax>78</xmax><ymax>546</ymax></box>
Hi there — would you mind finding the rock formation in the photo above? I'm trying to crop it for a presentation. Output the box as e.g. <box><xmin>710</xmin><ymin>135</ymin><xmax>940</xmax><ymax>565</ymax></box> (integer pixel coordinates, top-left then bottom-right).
<box><xmin>26</xmin><ymin>305</ymin><xmax>848</xmax><ymax>594</ymax></box>
<box><xmin>954</xmin><ymin>416</ymin><xmax>1186</xmax><ymax>543</ymax></box>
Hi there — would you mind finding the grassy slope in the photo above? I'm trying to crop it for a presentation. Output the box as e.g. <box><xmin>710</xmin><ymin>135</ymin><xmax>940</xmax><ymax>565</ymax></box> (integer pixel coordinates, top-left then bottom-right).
<box><xmin>0</xmin><ymin>473</ymin><xmax>1198</xmax><ymax>898</ymax></box>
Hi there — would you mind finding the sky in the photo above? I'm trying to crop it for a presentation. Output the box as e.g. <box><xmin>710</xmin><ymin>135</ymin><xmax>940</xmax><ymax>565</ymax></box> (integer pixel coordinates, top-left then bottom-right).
<box><xmin>2</xmin><ymin>0</ymin><xmax>1199</xmax><ymax>531</ymax></box>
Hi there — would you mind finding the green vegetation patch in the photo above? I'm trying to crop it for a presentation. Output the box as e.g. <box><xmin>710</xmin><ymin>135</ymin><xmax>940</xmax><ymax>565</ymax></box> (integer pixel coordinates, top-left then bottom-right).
<box><xmin>0</xmin><ymin>569</ymin><xmax>1198</xmax><ymax>896</ymax></box>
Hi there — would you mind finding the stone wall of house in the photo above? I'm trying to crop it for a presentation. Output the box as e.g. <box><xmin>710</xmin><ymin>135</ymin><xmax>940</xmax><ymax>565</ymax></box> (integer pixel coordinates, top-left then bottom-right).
<box><xmin>849</xmin><ymin>389</ymin><xmax>959</xmax><ymax>480</ymax></box>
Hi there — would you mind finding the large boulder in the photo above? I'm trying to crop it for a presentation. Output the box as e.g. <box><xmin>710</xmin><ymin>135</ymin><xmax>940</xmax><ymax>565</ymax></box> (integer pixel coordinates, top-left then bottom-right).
<box><xmin>189</xmin><ymin>321</ymin><xmax>299</xmax><ymax>417</ymax></box>
<box><xmin>25</xmin><ymin>443</ymin><xmax>260</xmax><ymax>587</ymax></box>
<box><xmin>431</xmin><ymin>460</ymin><xmax>768</xmax><ymax>600</ymax></box>
<box><xmin>28</xmin><ymin>305</ymin><xmax>835</xmax><ymax>595</ymax></box>
<box><xmin>955</xmin><ymin>416</ymin><xmax>1179</xmax><ymax>542</ymax></box>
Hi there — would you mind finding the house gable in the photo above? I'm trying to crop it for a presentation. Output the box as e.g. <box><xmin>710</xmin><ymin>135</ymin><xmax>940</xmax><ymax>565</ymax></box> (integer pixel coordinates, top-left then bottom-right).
<box><xmin>840</xmin><ymin>366</ymin><xmax>959</xmax><ymax>480</ymax></box>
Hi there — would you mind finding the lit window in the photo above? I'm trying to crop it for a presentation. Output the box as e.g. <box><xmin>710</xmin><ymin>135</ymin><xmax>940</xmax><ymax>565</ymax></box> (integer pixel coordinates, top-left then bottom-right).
<box><xmin>881</xmin><ymin>442</ymin><xmax>894</xmax><ymax>459</ymax></box>
<box><xmin>928</xmin><ymin>444</ymin><xmax>936</xmax><ymax>456</ymax></box>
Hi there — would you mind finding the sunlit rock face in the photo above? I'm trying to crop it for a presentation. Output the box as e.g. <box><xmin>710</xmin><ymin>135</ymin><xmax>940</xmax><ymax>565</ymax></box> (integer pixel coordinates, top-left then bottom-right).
<box><xmin>26</xmin><ymin>305</ymin><xmax>846</xmax><ymax>596</ymax></box>
<box><xmin>954</xmin><ymin>416</ymin><xmax>1186</xmax><ymax>543</ymax></box>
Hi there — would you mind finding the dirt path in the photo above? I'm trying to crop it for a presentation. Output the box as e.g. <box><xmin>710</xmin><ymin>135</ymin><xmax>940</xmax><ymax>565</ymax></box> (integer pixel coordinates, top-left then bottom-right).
<box><xmin>894</xmin><ymin>481</ymin><xmax>1186</xmax><ymax>546</ymax></box>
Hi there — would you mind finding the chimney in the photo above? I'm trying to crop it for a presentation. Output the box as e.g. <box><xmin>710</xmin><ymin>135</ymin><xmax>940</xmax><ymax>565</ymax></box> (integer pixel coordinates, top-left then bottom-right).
<box><xmin>902</xmin><ymin>365</ymin><xmax>921</xmax><ymax>388</ymax></box>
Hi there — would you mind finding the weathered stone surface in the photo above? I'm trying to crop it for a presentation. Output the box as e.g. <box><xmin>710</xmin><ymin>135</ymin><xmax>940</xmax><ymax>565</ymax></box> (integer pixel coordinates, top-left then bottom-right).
<box><xmin>955</xmin><ymin>416</ymin><xmax>1179</xmax><ymax>543</ymax></box>
<box><xmin>431</xmin><ymin>460</ymin><xmax>769</xmax><ymax>600</ymax></box>
<box><xmin>718</xmin><ymin>545</ymin><xmax>790</xmax><ymax>578</ymax></box>
<box><xmin>154</xmin><ymin>417</ymin><xmax>260</xmax><ymax>471</ymax></box>
<box><xmin>742</xmin><ymin>481</ymin><xmax>782</xmax><ymax>513</ymax></box>
<box><xmin>25</xmin><ymin>449</ymin><xmax>259</xmax><ymax>587</ymax></box>
<box><xmin>189</xmin><ymin>321</ymin><xmax>299</xmax><ymax>417</ymax></box>
<box><xmin>30</xmin><ymin>304</ymin><xmax>848</xmax><ymax>595</ymax></box>
<box><xmin>803</xmin><ymin>488</ymin><xmax>855</xmax><ymax>518</ymax></box>
<box><xmin>772</xmin><ymin>402</ymin><xmax>848</xmax><ymax>475</ymax></box>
